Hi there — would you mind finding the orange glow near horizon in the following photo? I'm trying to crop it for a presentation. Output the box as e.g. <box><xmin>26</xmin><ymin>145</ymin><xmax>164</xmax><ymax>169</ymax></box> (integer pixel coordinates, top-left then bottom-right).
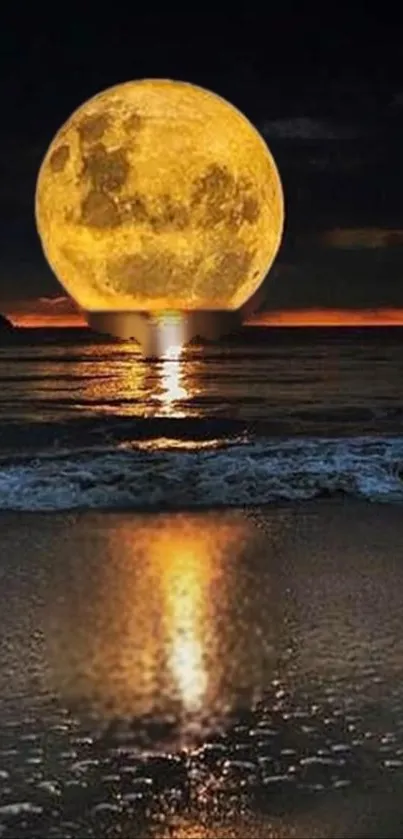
<box><xmin>248</xmin><ymin>307</ymin><xmax>403</xmax><ymax>327</ymax></box>
<box><xmin>5</xmin><ymin>304</ymin><xmax>403</xmax><ymax>328</ymax></box>
<box><xmin>6</xmin><ymin>311</ymin><xmax>87</xmax><ymax>328</ymax></box>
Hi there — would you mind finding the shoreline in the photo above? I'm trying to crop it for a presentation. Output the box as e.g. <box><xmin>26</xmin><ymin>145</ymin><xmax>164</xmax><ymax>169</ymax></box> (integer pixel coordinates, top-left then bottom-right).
<box><xmin>0</xmin><ymin>495</ymin><xmax>401</xmax><ymax>517</ymax></box>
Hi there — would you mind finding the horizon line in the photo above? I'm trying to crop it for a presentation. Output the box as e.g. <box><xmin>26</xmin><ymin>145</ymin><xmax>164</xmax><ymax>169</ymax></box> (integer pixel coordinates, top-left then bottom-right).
<box><xmin>6</xmin><ymin>307</ymin><xmax>403</xmax><ymax>328</ymax></box>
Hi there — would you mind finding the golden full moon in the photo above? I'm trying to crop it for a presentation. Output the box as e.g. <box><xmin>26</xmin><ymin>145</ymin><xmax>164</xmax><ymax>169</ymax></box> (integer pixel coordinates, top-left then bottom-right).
<box><xmin>35</xmin><ymin>79</ymin><xmax>284</xmax><ymax>312</ymax></box>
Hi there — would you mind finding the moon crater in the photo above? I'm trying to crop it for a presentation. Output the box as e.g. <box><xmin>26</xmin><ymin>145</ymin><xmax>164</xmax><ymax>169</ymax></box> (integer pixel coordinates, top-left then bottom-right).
<box><xmin>200</xmin><ymin>248</ymin><xmax>255</xmax><ymax>300</ymax></box>
<box><xmin>149</xmin><ymin>194</ymin><xmax>190</xmax><ymax>232</ymax></box>
<box><xmin>191</xmin><ymin>165</ymin><xmax>261</xmax><ymax>232</ymax></box>
<box><xmin>107</xmin><ymin>249</ymin><xmax>201</xmax><ymax>300</ymax></box>
<box><xmin>49</xmin><ymin>145</ymin><xmax>70</xmax><ymax>173</ymax></box>
<box><xmin>82</xmin><ymin>143</ymin><xmax>130</xmax><ymax>193</ymax></box>
<box><xmin>81</xmin><ymin>190</ymin><xmax>121</xmax><ymax>229</ymax></box>
<box><xmin>78</xmin><ymin>113</ymin><xmax>110</xmax><ymax>144</ymax></box>
<box><xmin>123</xmin><ymin>110</ymin><xmax>143</xmax><ymax>133</ymax></box>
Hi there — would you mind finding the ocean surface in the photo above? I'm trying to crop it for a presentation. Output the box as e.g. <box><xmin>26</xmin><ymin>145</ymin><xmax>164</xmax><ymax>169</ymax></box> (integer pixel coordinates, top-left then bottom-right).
<box><xmin>0</xmin><ymin>326</ymin><xmax>403</xmax><ymax>510</ymax></box>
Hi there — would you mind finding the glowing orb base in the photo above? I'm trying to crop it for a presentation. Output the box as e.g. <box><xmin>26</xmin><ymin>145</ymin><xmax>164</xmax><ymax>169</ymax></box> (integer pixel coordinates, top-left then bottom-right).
<box><xmin>86</xmin><ymin>310</ymin><xmax>242</xmax><ymax>357</ymax></box>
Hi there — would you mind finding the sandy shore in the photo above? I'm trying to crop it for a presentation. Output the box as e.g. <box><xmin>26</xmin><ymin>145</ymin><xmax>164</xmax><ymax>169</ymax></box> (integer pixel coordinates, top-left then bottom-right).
<box><xmin>1</xmin><ymin>499</ymin><xmax>403</xmax><ymax>837</ymax></box>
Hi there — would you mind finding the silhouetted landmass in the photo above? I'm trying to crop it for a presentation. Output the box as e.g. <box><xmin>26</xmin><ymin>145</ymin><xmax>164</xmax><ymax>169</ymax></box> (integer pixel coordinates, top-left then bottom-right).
<box><xmin>3</xmin><ymin>325</ymin><xmax>110</xmax><ymax>346</ymax></box>
<box><xmin>0</xmin><ymin>314</ymin><xmax>14</xmax><ymax>335</ymax></box>
<box><xmin>2</xmin><ymin>319</ymin><xmax>403</xmax><ymax>348</ymax></box>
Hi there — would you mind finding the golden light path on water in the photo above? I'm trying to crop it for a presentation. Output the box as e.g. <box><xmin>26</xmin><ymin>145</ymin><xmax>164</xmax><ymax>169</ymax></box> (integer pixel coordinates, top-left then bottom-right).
<box><xmin>111</xmin><ymin>313</ymin><xmax>189</xmax><ymax>421</ymax></box>
<box><xmin>150</xmin><ymin>522</ymin><xmax>211</xmax><ymax>715</ymax></box>
<box><xmin>166</xmin><ymin>560</ymin><xmax>208</xmax><ymax>713</ymax></box>
<box><xmin>155</xmin><ymin>313</ymin><xmax>188</xmax><ymax>415</ymax></box>
<box><xmin>155</xmin><ymin>312</ymin><xmax>220</xmax><ymax>711</ymax></box>
<box><xmin>43</xmin><ymin>511</ymin><xmax>281</xmax><ymax>734</ymax></box>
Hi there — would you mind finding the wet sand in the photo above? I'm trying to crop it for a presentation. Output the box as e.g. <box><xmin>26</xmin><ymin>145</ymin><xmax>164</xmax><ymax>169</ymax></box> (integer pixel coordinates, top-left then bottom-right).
<box><xmin>1</xmin><ymin>500</ymin><xmax>403</xmax><ymax>837</ymax></box>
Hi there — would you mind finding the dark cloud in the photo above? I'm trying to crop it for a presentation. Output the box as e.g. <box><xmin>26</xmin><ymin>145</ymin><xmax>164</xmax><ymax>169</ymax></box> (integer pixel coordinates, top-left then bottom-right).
<box><xmin>261</xmin><ymin>118</ymin><xmax>360</xmax><ymax>141</ymax></box>
<box><xmin>319</xmin><ymin>228</ymin><xmax>403</xmax><ymax>249</ymax></box>
<box><xmin>260</xmin><ymin>247</ymin><xmax>403</xmax><ymax>310</ymax></box>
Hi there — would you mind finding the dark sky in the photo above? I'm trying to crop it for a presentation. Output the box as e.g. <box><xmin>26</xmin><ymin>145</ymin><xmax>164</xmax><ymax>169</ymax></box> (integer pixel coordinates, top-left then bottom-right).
<box><xmin>2</xmin><ymin>8</ymin><xmax>403</xmax><ymax>312</ymax></box>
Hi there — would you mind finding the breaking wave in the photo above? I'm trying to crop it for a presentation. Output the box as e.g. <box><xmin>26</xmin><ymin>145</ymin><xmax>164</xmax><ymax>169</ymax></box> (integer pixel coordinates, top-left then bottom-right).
<box><xmin>0</xmin><ymin>436</ymin><xmax>403</xmax><ymax>511</ymax></box>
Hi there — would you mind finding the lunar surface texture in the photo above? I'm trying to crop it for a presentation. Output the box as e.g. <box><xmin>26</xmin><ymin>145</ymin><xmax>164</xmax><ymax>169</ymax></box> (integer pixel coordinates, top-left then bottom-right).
<box><xmin>35</xmin><ymin>79</ymin><xmax>284</xmax><ymax>312</ymax></box>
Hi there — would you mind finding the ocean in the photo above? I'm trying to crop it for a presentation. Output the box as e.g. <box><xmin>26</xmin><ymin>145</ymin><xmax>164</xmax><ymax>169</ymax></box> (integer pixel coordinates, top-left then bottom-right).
<box><xmin>2</xmin><ymin>326</ymin><xmax>403</xmax><ymax>837</ymax></box>
<box><xmin>1</xmin><ymin>326</ymin><xmax>403</xmax><ymax>510</ymax></box>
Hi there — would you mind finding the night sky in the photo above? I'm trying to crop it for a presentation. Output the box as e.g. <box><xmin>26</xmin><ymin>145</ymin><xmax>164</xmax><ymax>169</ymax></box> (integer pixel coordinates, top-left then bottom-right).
<box><xmin>2</xmin><ymin>8</ymin><xmax>403</xmax><ymax>322</ymax></box>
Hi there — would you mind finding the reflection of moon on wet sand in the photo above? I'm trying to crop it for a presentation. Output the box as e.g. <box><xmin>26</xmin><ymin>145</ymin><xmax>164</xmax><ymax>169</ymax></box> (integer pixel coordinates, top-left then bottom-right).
<box><xmin>43</xmin><ymin>512</ymin><xmax>285</xmax><ymax>741</ymax></box>
<box><xmin>35</xmin><ymin>79</ymin><xmax>284</xmax><ymax>313</ymax></box>
<box><xmin>3</xmin><ymin>505</ymin><xmax>403</xmax><ymax>835</ymax></box>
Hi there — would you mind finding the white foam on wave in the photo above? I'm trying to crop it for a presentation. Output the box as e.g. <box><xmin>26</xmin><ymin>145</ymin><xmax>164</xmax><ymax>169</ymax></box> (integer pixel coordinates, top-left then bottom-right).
<box><xmin>0</xmin><ymin>436</ymin><xmax>402</xmax><ymax>511</ymax></box>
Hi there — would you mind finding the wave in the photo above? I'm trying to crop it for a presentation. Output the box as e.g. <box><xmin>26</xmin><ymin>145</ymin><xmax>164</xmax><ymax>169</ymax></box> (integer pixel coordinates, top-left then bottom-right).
<box><xmin>0</xmin><ymin>436</ymin><xmax>403</xmax><ymax>511</ymax></box>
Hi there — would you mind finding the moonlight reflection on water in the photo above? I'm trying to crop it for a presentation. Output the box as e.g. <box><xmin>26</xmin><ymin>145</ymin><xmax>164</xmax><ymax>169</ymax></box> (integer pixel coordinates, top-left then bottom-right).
<box><xmin>43</xmin><ymin>512</ymin><xmax>280</xmax><ymax>739</ymax></box>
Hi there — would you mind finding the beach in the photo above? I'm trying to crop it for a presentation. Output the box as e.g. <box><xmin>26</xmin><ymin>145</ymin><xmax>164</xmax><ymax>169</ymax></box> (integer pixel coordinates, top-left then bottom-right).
<box><xmin>1</xmin><ymin>499</ymin><xmax>403</xmax><ymax>837</ymax></box>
